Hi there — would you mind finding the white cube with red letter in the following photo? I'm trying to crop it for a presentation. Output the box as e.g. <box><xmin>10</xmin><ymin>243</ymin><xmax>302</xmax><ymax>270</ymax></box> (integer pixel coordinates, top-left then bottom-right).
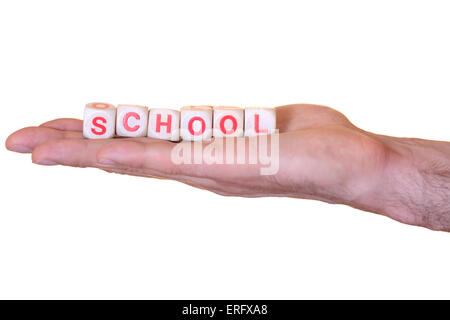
<box><xmin>147</xmin><ymin>108</ymin><xmax>180</xmax><ymax>141</ymax></box>
<box><xmin>244</xmin><ymin>107</ymin><xmax>277</xmax><ymax>137</ymax></box>
<box><xmin>213</xmin><ymin>106</ymin><xmax>244</xmax><ymax>138</ymax></box>
<box><xmin>116</xmin><ymin>104</ymin><xmax>149</xmax><ymax>137</ymax></box>
<box><xmin>180</xmin><ymin>106</ymin><xmax>213</xmax><ymax>141</ymax></box>
<box><xmin>83</xmin><ymin>102</ymin><xmax>117</xmax><ymax>139</ymax></box>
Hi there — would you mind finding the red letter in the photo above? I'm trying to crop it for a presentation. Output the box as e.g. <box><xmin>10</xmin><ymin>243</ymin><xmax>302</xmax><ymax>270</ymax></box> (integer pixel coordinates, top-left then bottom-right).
<box><xmin>188</xmin><ymin>116</ymin><xmax>206</xmax><ymax>136</ymax></box>
<box><xmin>156</xmin><ymin>114</ymin><xmax>172</xmax><ymax>133</ymax></box>
<box><xmin>219</xmin><ymin>115</ymin><xmax>238</xmax><ymax>134</ymax></box>
<box><xmin>254</xmin><ymin>114</ymin><xmax>268</xmax><ymax>133</ymax></box>
<box><xmin>123</xmin><ymin>112</ymin><xmax>140</xmax><ymax>132</ymax></box>
<box><xmin>91</xmin><ymin>116</ymin><xmax>107</xmax><ymax>135</ymax></box>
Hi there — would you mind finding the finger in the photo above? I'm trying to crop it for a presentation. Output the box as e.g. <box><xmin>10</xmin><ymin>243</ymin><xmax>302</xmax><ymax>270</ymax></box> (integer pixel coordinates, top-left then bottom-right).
<box><xmin>100</xmin><ymin>168</ymin><xmax>169</xmax><ymax>180</ymax></box>
<box><xmin>32</xmin><ymin>137</ymin><xmax>121</xmax><ymax>167</ymax></box>
<box><xmin>100</xmin><ymin>167</ymin><xmax>240</xmax><ymax>196</ymax></box>
<box><xmin>96</xmin><ymin>139</ymin><xmax>263</xmax><ymax>181</ymax></box>
<box><xmin>6</xmin><ymin>126</ymin><xmax>83</xmax><ymax>153</ymax></box>
<box><xmin>31</xmin><ymin>137</ymin><xmax>162</xmax><ymax>167</ymax></box>
<box><xmin>31</xmin><ymin>138</ymin><xmax>226</xmax><ymax>194</ymax></box>
<box><xmin>40</xmin><ymin>118</ymin><xmax>83</xmax><ymax>131</ymax></box>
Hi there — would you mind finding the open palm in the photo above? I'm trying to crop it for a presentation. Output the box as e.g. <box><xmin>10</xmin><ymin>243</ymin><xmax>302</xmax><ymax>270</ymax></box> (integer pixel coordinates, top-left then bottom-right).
<box><xmin>9</xmin><ymin>103</ymin><xmax>450</xmax><ymax>232</ymax></box>
<box><xmin>6</xmin><ymin>103</ymin><xmax>389</xmax><ymax>207</ymax></box>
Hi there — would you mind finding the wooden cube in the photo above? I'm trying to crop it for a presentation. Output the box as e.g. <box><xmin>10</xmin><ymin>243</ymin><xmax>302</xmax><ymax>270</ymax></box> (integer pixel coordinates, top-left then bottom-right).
<box><xmin>147</xmin><ymin>108</ymin><xmax>180</xmax><ymax>141</ymax></box>
<box><xmin>213</xmin><ymin>106</ymin><xmax>244</xmax><ymax>137</ymax></box>
<box><xmin>116</xmin><ymin>104</ymin><xmax>149</xmax><ymax>137</ymax></box>
<box><xmin>180</xmin><ymin>106</ymin><xmax>213</xmax><ymax>141</ymax></box>
<box><xmin>244</xmin><ymin>107</ymin><xmax>277</xmax><ymax>137</ymax></box>
<box><xmin>83</xmin><ymin>102</ymin><xmax>116</xmax><ymax>139</ymax></box>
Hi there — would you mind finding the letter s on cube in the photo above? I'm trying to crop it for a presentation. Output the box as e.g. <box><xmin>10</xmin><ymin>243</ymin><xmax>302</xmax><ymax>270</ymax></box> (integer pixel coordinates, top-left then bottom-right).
<box><xmin>116</xmin><ymin>105</ymin><xmax>149</xmax><ymax>137</ymax></box>
<box><xmin>83</xmin><ymin>102</ymin><xmax>117</xmax><ymax>139</ymax></box>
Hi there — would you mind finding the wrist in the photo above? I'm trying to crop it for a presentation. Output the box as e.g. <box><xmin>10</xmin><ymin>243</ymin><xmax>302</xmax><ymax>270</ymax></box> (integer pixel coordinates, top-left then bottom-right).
<box><xmin>365</xmin><ymin>135</ymin><xmax>450</xmax><ymax>230</ymax></box>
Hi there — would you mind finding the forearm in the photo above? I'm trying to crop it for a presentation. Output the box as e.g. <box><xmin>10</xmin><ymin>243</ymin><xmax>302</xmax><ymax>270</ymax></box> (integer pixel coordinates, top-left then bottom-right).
<box><xmin>362</xmin><ymin>134</ymin><xmax>450</xmax><ymax>231</ymax></box>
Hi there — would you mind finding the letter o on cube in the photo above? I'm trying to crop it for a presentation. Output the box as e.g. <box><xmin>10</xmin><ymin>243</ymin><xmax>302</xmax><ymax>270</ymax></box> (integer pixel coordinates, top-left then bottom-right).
<box><xmin>116</xmin><ymin>105</ymin><xmax>149</xmax><ymax>137</ymax></box>
<box><xmin>180</xmin><ymin>106</ymin><xmax>213</xmax><ymax>141</ymax></box>
<box><xmin>213</xmin><ymin>106</ymin><xmax>244</xmax><ymax>137</ymax></box>
<box><xmin>83</xmin><ymin>102</ymin><xmax>117</xmax><ymax>139</ymax></box>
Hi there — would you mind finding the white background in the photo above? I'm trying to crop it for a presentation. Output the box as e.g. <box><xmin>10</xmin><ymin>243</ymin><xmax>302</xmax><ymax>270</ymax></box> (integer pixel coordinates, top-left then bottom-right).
<box><xmin>0</xmin><ymin>0</ymin><xmax>449</xmax><ymax>299</ymax></box>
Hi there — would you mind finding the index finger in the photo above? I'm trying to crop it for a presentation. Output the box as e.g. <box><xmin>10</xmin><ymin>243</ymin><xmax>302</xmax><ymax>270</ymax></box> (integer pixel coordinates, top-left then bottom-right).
<box><xmin>40</xmin><ymin>118</ymin><xmax>83</xmax><ymax>131</ymax></box>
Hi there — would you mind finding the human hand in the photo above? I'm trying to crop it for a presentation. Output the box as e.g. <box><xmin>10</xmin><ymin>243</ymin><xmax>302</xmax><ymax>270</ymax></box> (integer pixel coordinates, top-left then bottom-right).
<box><xmin>5</xmin><ymin>104</ymin><xmax>450</xmax><ymax>231</ymax></box>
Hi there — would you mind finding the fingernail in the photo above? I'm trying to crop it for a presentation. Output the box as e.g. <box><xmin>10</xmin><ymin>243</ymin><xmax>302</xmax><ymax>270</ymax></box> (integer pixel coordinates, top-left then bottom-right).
<box><xmin>97</xmin><ymin>158</ymin><xmax>116</xmax><ymax>165</ymax></box>
<box><xmin>33</xmin><ymin>159</ymin><xmax>57</xmax><ymax>166</ymax></box>
<box><xmin>8</xmin><ymin>145</ymin><xmax>32</xmax><ymax>153</ymax></box>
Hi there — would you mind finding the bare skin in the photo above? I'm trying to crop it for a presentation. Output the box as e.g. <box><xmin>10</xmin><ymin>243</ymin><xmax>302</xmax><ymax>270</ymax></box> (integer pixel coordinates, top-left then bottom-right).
<box><xmin>5</xmin><ymin>104</ymin><xmax>450</xmax><ymax>231</ymax></box>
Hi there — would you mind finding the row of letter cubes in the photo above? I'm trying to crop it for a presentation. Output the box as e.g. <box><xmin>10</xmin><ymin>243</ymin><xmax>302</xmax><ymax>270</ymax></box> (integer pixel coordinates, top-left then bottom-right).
<box><xmin>83</xmin><ymin>102</ymin><xmax>276</xmax><ymax>141</ymax></box>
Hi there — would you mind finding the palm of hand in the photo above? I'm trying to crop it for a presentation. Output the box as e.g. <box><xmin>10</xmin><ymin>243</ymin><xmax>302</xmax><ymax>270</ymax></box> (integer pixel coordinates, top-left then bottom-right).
<box><xmin>6</xmin><ymin>104</ymin><xmax>387</xmax><ymax>204</ymax></box>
